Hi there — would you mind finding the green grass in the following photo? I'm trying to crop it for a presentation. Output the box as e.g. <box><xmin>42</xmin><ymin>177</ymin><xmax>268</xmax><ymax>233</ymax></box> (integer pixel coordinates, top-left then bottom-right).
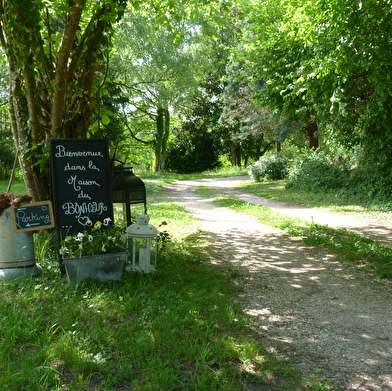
<box><xmin>0</xmin><ymin>180</ymin><xmax>27</xmax><ymax>194</ymax></box>
<box><xmin>236</xmin><ymin>180</ymin><xmax>392</xmax><ymax>223</ymax></box>
<box><xmin>141</xmin><ymin>166</ymin><xmax>248</xmax><ymax>184</ymax></box>
<box><xmin>1</xmin><ymin>245</ymin><xmax>266</xmax><ymax>390</ymax></box>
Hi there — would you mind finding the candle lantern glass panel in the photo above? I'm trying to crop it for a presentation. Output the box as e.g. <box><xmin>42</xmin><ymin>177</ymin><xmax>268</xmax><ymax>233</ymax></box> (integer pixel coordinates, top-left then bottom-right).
<box><xmin>131</xmin><ymin>236</ymin><xmax>157</xmax><ymax>272</ymax></box>
<box><xmin>126</xmin><ymin>215</ymin><xmax>158</xmax><ymax>273</ymax></box>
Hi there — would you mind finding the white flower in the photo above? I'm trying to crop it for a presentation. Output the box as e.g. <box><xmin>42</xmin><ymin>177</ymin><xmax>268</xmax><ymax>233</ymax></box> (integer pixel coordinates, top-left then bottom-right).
<box><xmin>101</xmin><ymin>244</ymin><xmax>106</xmax><ymax>252</ymax></box>
<box><xmin>103</xmin><ymin>217</ymin><xmax>112</xmax><ymax>226</ymax></box>
<box><xmin>75</xmin><ymin>232</ymin><xmax>84</xmax><ymax>241</ymax></box>
<box><xmin>88</xmin><ymin>235</ymin><xmax>93</xmax><ymax>242</ymax></box>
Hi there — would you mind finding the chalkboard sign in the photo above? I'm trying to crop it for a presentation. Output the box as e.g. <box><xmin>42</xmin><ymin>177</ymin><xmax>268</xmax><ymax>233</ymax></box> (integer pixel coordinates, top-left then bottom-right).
<box><xmin>50</xmin><ymin>139</ymin><xmax>114</xmax><ymax>233</ymax></box>
<box><xmin>11</xmin><ymin>201</ymin><xmax>55</xmax><ymax>232</ymax></box>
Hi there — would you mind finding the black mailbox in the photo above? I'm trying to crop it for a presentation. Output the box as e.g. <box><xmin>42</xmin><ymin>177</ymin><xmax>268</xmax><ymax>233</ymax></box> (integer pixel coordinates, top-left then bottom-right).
<box><xmin>111</xmin><ymin>162</ymin><xmax>147</xmax><ymax>225</ymax></box>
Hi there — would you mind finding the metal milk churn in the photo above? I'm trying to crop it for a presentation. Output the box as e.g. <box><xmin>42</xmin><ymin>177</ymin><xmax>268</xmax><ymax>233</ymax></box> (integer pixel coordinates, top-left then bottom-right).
<box><xmin>0</xmin><ymin>207</ymin><xmax>40</xmax><ymax>280</ymax></box>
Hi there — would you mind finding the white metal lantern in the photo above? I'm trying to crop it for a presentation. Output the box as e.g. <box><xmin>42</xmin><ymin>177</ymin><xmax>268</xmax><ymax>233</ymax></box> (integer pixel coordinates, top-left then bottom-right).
<box><xmin>126</xmin><ymin>215</ymin><xmax>158</xmax><ymax>272</ymax></box>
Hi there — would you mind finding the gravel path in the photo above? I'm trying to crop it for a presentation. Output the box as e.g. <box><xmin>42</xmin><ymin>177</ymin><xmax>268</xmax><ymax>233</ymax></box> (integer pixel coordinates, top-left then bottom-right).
<box><xmin>165</xmin><ymin>177</ymin><xmax>392</xmax><ymax>391</ymax></box>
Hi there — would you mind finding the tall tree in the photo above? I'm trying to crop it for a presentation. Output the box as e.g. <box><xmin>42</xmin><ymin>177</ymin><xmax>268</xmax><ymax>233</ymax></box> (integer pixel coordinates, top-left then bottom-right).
<box><xmin>0</xmin><ymin>0</ymin><xmax>235</xmax><ymax>194</ymax></box>
<box><xmin>220</xmin><ymin>62</ymin><xmax>278</xmax><ymax>165</ymax></box>
<box><xmin>0</xmin><ymin>0</ymin><xmax>126</xmax><ymax>200</ymax></box>
<box><xmin>165</xmin><ymin>76</ymin><xmax>225</xmax><ymax>173</ymax></box>
<box><xmin>235</xmin><ymin>0</ymin><xmax>321</xmax><ymax>150</ymax></box>
<box><xmin>111</xmin><ymin>9</ymin><xmax>213</xmax><ymax>171</ymax></box>
<box><xmin>237</xmin><ymin>0</ymin><xmax>392</xmax><ymax>167</ymax></box>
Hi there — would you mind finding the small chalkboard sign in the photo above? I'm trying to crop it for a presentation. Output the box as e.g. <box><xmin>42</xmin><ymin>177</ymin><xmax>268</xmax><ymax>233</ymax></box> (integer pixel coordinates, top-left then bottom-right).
<box><xmin>50</xmin><ymin>138</ymin><xmax>114</xmax><ymax>233</ymax></box>
<box><xmin>11</xmin><ymin>201</ymin><xmax>55</xmax><ymax>232</ymax></box>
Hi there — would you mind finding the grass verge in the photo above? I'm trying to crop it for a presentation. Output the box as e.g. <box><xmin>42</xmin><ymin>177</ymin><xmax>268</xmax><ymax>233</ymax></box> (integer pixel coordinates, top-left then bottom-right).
<box><xmin>235</xmin><ymin>180</ymin><xmax>392</xmax><ymax>223</ymax></box>
<box><xmin>0</xmin><ymin>180</ymin><xmax>27</xmax><ymax>194</ymax></box>
<box><xmin>2</xmin><ymin>240</ymin><xmax>295</xmax><ymax>390</ymax></box>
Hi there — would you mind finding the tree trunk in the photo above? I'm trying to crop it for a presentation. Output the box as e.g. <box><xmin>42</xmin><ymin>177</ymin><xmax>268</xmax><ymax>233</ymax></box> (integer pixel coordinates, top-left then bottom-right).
<box><xmin>230</xmin><ymin>142</ymin><xmax>241</xmax><ymax>166</ymax></box>
<box><xmin>154</xmin><ymin>107</ymin><xmax>170</xmax><ymax>171</ymax></box>
<box><xmin>8</xmin><ymin>65</ymin><xmax>50</xmax><ymax>201</ymax></box>
<box><xmin>50</xmin><ymin>0</ymin><xmax>86</xmax><ymax>139</ymax></box>
<box><xmin>0</xmin><ymin>1</ymin><xmax>125</xmax><ymax>201</ymax></box>
<box><xmin>303</xmin><ymin>121</ymin><xmax>319</xmax><ymax>150</ymax></box>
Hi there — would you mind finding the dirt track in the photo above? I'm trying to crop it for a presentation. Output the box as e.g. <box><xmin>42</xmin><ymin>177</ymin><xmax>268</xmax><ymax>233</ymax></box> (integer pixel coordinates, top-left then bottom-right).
<box><xmin>165</xmin><ymin>177</ymin><xmax>392</xmax><ymax>391</ymax></box>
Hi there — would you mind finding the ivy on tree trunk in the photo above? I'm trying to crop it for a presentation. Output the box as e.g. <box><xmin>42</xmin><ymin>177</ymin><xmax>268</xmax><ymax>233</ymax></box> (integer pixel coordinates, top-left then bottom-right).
<box><xmin>154</xmin><ymin>107</ymin><xmax>170</xmax><ymax>172</ymax></box>
<box><xmin>0</xmin><ymin>0</ymin><xmax>126</xmax><ymax>201</ymax></box>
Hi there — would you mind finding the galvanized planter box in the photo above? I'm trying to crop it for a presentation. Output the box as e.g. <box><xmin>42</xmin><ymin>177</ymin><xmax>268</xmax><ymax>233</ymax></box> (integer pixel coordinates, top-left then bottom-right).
<box><xmin>63</xmin><ymin>252</ymin><xmax>126</xmax><ymax>284</ymax></box>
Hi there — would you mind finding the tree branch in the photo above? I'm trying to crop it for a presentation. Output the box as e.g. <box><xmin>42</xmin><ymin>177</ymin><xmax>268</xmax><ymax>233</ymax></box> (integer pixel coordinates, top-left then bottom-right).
<box><xmin>50</xmin><ymin>0</ymin><xmax>86</xmax><ymax>138</ymax></box>
<box><xmin>123</xmin><ymin>116</ymin><xmax>154</xmax><ymax>145</ymax></box>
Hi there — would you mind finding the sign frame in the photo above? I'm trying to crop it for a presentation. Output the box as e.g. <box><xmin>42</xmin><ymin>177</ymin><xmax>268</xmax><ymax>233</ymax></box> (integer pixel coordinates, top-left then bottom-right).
<box><xmin>50</xmin><ymin>138</ymin><xmax>114</xmax><ymax>234</ymax></box>
<box><xmin>11</xmin><ymin>201</ymin><xmax>55</xmax><ymax>232</ymax></box>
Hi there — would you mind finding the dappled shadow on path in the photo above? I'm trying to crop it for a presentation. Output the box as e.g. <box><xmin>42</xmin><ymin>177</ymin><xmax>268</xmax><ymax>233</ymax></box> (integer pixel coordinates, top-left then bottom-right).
<box><xmin>165</xmin><ymin>180</ymin><xmax>392</xmax><ymax>391</ymax></box>
<box><xmin>166</xmin><ymin>177</ymin><xmax>392</xmax><ymax>247</ymax></box>
<box><xmin>198</xmin><ymin>227</ymin><xmax>392</xmax><ymax>390</ymax></box>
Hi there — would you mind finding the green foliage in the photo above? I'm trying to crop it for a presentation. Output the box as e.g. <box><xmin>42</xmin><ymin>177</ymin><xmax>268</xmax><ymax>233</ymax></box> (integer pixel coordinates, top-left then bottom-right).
<box><xmin>165</xmin><ymin>126</ymin><xmax>221</xmax><ymax>174</ymax></box>
<box><xmin>286</xmin><ymin>152</ymin><xmax>349</xmax><ymax>191</ymax></box>
<box><xmin>0</xmin><ymin>0</ymin><xmax>129</xmax><ymax>199</ymax></box>
<box><xmin>91</xmin><ymin>82</ymin><xmax>129</xmax><ymax>143</ymax></box>
<box><xmin>156</xmin><ymin>221</ymin><xmax>172</xmax><ymax>250</ymax></box>
<box><xmin>283</xmin><ymin>149</ymin><xmax>392</xmax><ymax>202</ymax></box>
<box><xmin>248</xmin><ymin>154</ymin><xmax>289</xmax><ymax>181</ymax></box>
<box><xmin>347</xmin><ymin>165</ymin><xmax>392</xmax><ymax>202</ymax></box>
<box><xmin>111</xmin><ymin>7</ymin><xmax>216</xmax><ymax>171</ymax></box>
<box><xmin>0</xmin><ymin>108</ymin><xmax>15</xmax><ymax>180</ymax></box>
<box><xmin>219</xmin><ymin>62</ymin><xmax>278</xmax><ymax>165</ymax></box>
<box><xmin>235</xmin><ymin>0</ymin><xmax>392</xmax><ymax>188</ymax></box>
<box><xmin>0</xmin><ymin>143</ymin><xmax>14</xmax><ymax>180</ymax></box>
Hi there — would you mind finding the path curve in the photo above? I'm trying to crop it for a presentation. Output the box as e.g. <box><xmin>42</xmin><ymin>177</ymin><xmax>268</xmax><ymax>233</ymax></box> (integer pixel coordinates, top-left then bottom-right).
<box><xmin>165</xmin><ymin>177</ymin><xmax>392</xmax><ymax>391</ymax></box>
<box><xmin>177</xmin><ymin>176</ymin><xmax>392</xmax><ymax>246</ymax></box>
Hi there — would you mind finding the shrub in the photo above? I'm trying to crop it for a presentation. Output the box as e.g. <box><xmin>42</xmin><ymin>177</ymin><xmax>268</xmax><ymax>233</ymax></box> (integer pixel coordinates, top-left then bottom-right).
<box><xmin>165</xmin><ymin>131</ymin><xmax>221</xmax><ymax>174</ymax></box>
<box><xmin>286</xmin><ymin>152</ymin><xmax>349</xmax><ymax>191</ymax></box>
<box><xmin>348</xmin><ymin>165</ymin><xmax>392</xmax><ymax>201</ymax></box>
<box><xmin>248</xmin><ymin>154</ymin><xmax>290</xmax><ymax>182</ymax></box>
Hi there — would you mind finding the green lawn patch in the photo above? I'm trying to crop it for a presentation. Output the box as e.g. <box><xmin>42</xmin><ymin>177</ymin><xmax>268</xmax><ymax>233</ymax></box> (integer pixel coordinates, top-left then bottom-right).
<box><xmin>0</xmin><ymin>235</ymin><xmax>306</xmax><ymax>390</ymax></box>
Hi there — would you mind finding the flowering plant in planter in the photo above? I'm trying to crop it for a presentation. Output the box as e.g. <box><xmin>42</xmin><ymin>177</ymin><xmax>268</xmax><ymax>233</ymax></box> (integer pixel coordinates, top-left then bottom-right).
<box><xmin>0</xmin><ymin>192</ymin><xmax>31</xmax><ymax>213</ymax></box>
<box><xmin>59</xmin><ymin>219</ymin><xmax>128</xmax><ymax>258</ymax></box>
